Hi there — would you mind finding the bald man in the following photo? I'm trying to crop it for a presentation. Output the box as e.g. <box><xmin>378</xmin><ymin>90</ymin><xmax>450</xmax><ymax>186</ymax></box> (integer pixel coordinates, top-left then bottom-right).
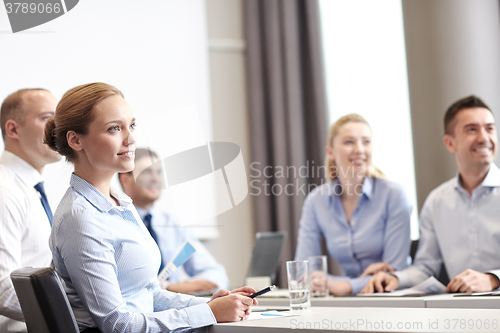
<box><xmin>0</xmin><ymin>89</ymin><xmax>61</xmax><ymax>332</ymax></box>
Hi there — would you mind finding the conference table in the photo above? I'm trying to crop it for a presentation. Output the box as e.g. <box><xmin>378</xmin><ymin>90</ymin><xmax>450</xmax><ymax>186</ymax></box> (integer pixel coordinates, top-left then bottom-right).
<box><xmin>254</xmin><ymin>291</ymin><xmax>500</xmax><ymax>309</ymax></box>
<box><xmin>193</xmin><ymin>293</ymin><xmax>500</xmax><ymax>333</ymax></box>
<box><xmin>194</xmin><ymin>306</ymin><xmax>500</xmax><ymax>333</ymax></box>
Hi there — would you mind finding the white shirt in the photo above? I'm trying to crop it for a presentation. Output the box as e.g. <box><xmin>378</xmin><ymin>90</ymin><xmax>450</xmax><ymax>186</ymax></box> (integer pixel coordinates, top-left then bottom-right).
<box><xmin>0</xmin><ymin>151</ymin><xmax>52</xmax><ymax>333</ymax></box>
<box><xmin>395</xmin><ymin>163</ymin><xmax>500</xmax><ymax>288</ymax></box>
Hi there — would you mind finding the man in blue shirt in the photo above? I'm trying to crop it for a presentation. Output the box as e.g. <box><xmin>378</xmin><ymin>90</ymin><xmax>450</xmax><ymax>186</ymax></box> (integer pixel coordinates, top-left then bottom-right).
<box><xmin>119</xmin><ymin>148</ymin><xmax>229</xmax><ymax>294</ymax></box>
<box><xmin>362</xmin><ymin>95</ymin><xmax>500</xmax><ymax>294</ymax></box>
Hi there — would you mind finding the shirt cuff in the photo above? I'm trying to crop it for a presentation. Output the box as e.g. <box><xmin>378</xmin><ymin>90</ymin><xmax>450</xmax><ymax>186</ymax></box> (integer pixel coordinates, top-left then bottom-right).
<box><xmin>348</xmin><ymin>276</ymin><xmax>371</xmax><ymax>295</ymax></box>
<box><xmin>183</xmin><ymin>302</ymin><xmax>216</xmax><ymax>328</ymax></box>
<box><xmin>486</xmin><ymin>270</ymin><xmax>500</xmax><ymax>290</ymax></box>
<box><xmin>392</xmin><ymin>271</ymin><xmax>409</xmax><ymax>289</ymax></box>
<box><xmin>159</xmin><ymin>280</ymin><xmax>170</xmax><ymax>289</ymax></box>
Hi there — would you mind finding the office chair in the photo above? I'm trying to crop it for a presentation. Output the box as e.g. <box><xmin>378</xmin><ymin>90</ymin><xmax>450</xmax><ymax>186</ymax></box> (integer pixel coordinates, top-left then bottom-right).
<box><xmin>10</xmin><ymin>267</ymin><xmax>79</xmax><ymax>333</ymax></box>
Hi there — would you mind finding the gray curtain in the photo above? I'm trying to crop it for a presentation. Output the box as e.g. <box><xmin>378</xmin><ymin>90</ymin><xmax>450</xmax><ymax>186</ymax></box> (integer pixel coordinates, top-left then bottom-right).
<box><xmin>245</xmin><ymin>0</ymin><xmax>328</xmax><ymax>287</ymax></box>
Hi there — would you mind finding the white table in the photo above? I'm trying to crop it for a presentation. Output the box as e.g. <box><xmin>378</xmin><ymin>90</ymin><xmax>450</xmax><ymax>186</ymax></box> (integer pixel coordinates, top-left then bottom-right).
<box><xmin>256</xmin><ymin>295</ymin><xmax>426</xmax><ymax>308</ymax></box>
<box><xmin>256</xmin><ymin>293</ymin><xmax>500</xmax><ymax>309</ymax></box>
<box><xmin>196</xmin><ymin>307</ymin><xmax>500</xmax><ymax>333</ymax></box>
<box><xmin>424</xmin><ymin>293</ymin><xmax>500</xmax><ymax>309</ymax></box>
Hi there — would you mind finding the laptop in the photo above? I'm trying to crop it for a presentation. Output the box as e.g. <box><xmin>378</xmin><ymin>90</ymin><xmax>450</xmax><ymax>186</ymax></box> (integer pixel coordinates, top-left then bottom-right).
<box><xmin>245</xmin><ymin>231</ymin><xmax>286</xmax><ymax>285</ymax></box>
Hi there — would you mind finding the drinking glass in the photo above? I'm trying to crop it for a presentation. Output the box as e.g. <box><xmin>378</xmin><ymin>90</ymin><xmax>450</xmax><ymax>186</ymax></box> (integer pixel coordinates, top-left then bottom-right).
<box><xmin>286</xmin><ymin>260</ymin><xmax>311</xmax><ymax>310</ymax></box>
<box><xmin>308</xmin><ymin>255</ymin><xmax>328</xmax><ymax>297</ymax></box>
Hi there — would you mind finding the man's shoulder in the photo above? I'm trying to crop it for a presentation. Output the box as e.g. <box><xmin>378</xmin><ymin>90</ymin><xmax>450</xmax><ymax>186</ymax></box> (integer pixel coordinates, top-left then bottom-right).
<box><xmin>0</xmin><ymin>164</ymin><xmax>28</xmax><ymax>198</ymax></box>
<box><xmin>0</xmin><ymin>163</ymin><xmax>16</xmax><ymax>182</ymax></box>
<box><xmin>429</xmin><ymin>177</ymin><xmax>456</xmax><ymax>199</ymax></box>
<box><xmin>421</xmin><ymin>177</ymin><xmax>457</xmax><ymax>211</ymax></box>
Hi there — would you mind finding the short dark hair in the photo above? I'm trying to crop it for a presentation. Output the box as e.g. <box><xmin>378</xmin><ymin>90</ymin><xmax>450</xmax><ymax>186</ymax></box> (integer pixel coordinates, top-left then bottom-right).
<box><xmin>444</xmin><ymin>95</ymin><xmax>492</xmax><ymax>135</ymax></box>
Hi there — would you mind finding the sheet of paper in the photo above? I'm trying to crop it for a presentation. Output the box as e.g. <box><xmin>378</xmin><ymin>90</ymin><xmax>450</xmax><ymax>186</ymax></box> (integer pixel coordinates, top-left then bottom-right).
<box><xmin>454</xmin><ymin>290</ymin><xmax>500</xmax><ymax>297</ymax></box>
<box><xmin>359</xmin><ymin>276</ymin><xmax>447</xmax><ymax>297</ymax></box>
<box><xmin>158</xmin><ymin>239</ymin><xmax>197</xmax><ymax>284</ymax></box>
<box><xmin>245</xmin><ymin>311</ymin><xmax>298</xmax><ymax>321</ymax></box>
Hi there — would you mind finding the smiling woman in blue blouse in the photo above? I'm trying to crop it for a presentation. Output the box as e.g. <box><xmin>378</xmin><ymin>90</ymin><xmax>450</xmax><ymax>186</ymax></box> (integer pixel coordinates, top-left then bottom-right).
<box><xmin>43</xmin><ymin>82</ymin><xmax>256</xmax><ymax>333</ymax></box>
<box><xmin>295</xmin><ymin>114</ymin><xmax>412</xmax><ymax>295</ymax></box>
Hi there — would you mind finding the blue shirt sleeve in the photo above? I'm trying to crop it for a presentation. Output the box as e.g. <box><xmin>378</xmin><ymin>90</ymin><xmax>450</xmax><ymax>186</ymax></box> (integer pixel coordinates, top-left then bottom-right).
<box><xmin>181</xmin><ymin>228</ymin><xmax>229</xmax><ymax>290</ymax></box>
<box><xmin>294</xmin><ymin>180</ymin><xmax>412</xmax><ymax>295</ymax></box>
<box><xmin>151</xmin><ymin>209</ymin><xmax>229</xmax><ymax>290</ymax></box>
<box><xmin>54</xmin><ymin>206</ymin><xmax>216</xmax><ymax>333</ymax></box>
<box><xmin>380</xmin><ymin>183</ymin><xmax>412</xmax><ymax>270</ymax></box>
<box><xmin>395</xmin><ymin>195</ymin><xmax>444</xmax><ymax>288</ymax></box>
<box><xmin>294</xmin><ymin>192</ymin><xmax>323</xmax><ymax>260</ymax></box>
<box><xmin>348</xmin><ymin>184</ymin><xmax>412</xmax><ymax>294</ymax></box>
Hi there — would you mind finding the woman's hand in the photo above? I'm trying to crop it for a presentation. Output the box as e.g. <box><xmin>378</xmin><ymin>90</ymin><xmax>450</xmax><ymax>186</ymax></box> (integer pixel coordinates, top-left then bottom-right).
<box><xmin>208</xmin><ymin>293</ymin><xmax>256</xmax><ymax>322</ymax></box>
<box><xmin>360</xmin><ymin>271</ymin><xmax>399</xmax><ymax>293</ymax></box>
<box><xmin>210</xmin><ymin>286</ymin><xmax>258</xmax><ymax>307</ymax></box>
<box><xmin>360</xmin><ymin>262</ymin><xmax>394</xmax><ymax>277</ymax></box>
<box><xmin>210</xmin><ymin>289</ymin><xmax>231</xmax><ymax>301</ymax></box>
<box><xmin>310</xmin><ymin>271</ymin><xmax>328</xmax><ymax>293</ymax></box>
<box><xmin>230</xmin><ymin>286</ymin><xmax>257</xmax><ymax>297</ymax></box>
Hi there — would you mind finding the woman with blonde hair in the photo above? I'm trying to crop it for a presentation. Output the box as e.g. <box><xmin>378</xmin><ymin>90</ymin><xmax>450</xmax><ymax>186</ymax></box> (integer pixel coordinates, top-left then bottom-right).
<box><xmin>44</xmin><ymin>82</ymin><xmax>256</xmax><ymax>333</ymax></box>
<box><xmin>295</xmin><ymin>114</ymin><xmax>411</xmax><ymax>295</ymax></box>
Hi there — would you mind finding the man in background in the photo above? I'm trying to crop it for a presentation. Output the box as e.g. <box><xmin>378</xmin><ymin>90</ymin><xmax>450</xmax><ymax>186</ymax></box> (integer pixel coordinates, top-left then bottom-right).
<box><xmin>362</xmin><ymin>95</ymin><xmax>500</xmax><ymax>294</ymax></box>
<box><xmin>119</xmin><ymin>148</ymin><xmax>229</xmax><ymax>294</ymax></box>
<box><xmin>0</xmin><ymin>89</ymin><xmax>61</xmax><ymax>332</ymax></box>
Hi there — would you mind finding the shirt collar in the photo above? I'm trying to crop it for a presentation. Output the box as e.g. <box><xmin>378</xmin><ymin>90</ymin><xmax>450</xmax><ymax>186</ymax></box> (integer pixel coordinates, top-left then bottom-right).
<box><xmin>455</xmin><ymin>163</ymin><xmax>500</xmax><ymax>191</ymax></box>
<box><xmin>329</xmin><ymin>177</ymin><xmax>374</xmax><ymax>201</ymax></box>
<box><xmin>0</xmin><ymin>150</ymin><xmax>43</xmax><ymax>188</ymax></box>
<box><xmin>480</xmin><ymin>163</ymin><xmax>500</xmax><ymax>187</ymax></box>
<box><xmin>70</xmin><ymin>173</ymin><xmax>132</xmax><ymax>213</ymax></box>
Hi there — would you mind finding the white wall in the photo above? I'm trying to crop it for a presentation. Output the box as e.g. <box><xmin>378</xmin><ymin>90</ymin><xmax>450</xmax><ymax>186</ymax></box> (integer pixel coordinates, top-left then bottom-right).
<box><xmin>0</xmin><ymin>0</ymin><xmax>217</xmax><ymax>236</ymax></box>
<box><xmin>203</xmin><ymin>0</ymin><xmax>255</xmax><ymax>288</ymax></box>
<box><xmin>402</xmin><ymin>0</ymin><xmax>500</xmax><ymax>211</ymax></box>
<box><xmin>0</xmin><ymin>0</ymin><xmax>254</xmax><ymax>288</ymax></box>
<box><xmin>320</xmin><ymin>0</ymin><xmax>419</xmax><ymax>239</ymax></box>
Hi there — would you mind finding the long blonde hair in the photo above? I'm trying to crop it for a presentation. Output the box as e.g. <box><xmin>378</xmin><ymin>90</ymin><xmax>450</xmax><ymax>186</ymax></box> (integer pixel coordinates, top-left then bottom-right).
<box><xmin>325</xmin><ymin>114</ymin><xmax>385</xmax><ymax>182</ymax></box>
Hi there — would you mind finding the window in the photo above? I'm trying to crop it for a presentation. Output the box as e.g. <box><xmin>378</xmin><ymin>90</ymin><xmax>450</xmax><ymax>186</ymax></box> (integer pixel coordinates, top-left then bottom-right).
<box><xmin>320</xmin><ymin>0</ymin><xmax>419</xmax><ymax>239</ymax></box>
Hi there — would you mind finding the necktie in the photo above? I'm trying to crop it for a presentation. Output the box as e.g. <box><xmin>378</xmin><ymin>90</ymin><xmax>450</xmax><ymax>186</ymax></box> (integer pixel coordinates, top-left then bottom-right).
<box><xmin>34</xmin><ymin>182</ymin><xmax>53</xmax><ymax>226</ymax></box>
<box><xmin>142</xmin><ymin>213</ymin><xmax>164</xmax><ymax>273</ymax></box>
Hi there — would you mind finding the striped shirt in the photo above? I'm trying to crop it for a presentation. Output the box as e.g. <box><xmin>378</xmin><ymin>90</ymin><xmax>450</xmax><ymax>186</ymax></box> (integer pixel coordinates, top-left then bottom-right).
<box><xmin>0</xmin><ymin>151</ymin><xmax>52</xmax><ymax>333</ymax></box>
<box><xmin>50</xmin><ymin>174</ymin><xmax>216</xmax><ymax>332</ymax></box>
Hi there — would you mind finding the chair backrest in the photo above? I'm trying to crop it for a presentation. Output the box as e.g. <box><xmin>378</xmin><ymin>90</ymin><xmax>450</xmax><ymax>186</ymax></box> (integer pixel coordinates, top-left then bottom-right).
<box><xmin>10</xmin><ymin>267</ymin><xmax>79</xmax><ymax>333</ymax></box>
<box><xmin>409</xmin><ymin>239</ymin><xmax>450</xmax><ymax>285</ymax></box>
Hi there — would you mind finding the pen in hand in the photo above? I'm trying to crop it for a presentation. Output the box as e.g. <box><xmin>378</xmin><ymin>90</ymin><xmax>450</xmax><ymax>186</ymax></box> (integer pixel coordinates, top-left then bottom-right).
<box><xmin>248</xmin><ymin>285</ymin><xmax>276</xmax><ymax>298</ymax></box>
